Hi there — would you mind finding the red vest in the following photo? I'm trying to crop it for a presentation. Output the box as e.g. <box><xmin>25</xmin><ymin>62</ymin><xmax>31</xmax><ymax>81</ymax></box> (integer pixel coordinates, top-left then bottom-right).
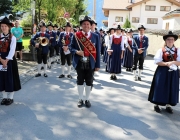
<box><xmin>0</xmin><ymin>34</ymin><xmax>12</xmax><ymax>53</ymax></box>
<box><xmin>128</xmin><ymin>38</ymin><xmax>132</xmax><ymax>46</ymax></box>
<box><xmin>112</xmin><ymin>35</ymin><xmax>122</xmax><ymax>45</ymax></box>
<box><xmin>84</xmin><ymin>33</ymin><xmax>92</xmax><ymax>57</ymax></box>
<box><xmin>162</xmin><ymin>47</ymin><xmax>177</xmax><ymax>62</ymax></box>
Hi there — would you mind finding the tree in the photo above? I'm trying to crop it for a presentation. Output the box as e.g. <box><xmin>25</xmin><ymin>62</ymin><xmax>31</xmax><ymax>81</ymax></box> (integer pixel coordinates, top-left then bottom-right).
<box><xmin>0</xmin><ymin>0</ymin><xmax>13</xmax><ymax>15</ymax></box>
<box><xmin>123</xmin><ymin>16</ymin><xmax>131</xmax><ymax>28</ymax></box>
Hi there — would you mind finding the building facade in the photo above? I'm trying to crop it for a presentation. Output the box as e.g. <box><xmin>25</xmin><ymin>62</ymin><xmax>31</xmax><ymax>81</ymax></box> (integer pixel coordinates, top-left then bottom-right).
<box><xmin>103</xmin><ymin>0</ymin><xmax>180</xmax><ymax>29</ymax></box>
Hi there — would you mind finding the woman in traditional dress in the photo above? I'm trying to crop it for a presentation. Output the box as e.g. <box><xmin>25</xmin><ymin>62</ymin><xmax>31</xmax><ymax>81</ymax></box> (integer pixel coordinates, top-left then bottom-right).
<box><xmin>123</xmin><ymin>29</ymin><xmax>134</xmax><ymax>71</ymax></box>
<box><xmin>0</xmin><ymin>17</ymin><xmax>21</xmax><ymax>105</ymax></box>
<box><xmin>107</xmin><ymin>25</ymin><xmax>125</xmax><ymax>80</ymax></box>
<box><xmin>148</xmin><ymin>31</ymin><xmax>180</xmax><ymax>114</ymax></box>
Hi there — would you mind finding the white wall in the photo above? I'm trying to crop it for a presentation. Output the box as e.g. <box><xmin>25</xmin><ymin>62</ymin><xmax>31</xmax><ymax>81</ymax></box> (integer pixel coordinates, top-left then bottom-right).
<box><xmin>162</xmin><ymin>18</ymin><xmax>175</xmax><ymax>30</ymax></box>
<box><xmin>108</xmin><ymin>0</ymin><xmax>179</xmax><ymax>29</ymax></box>
<box><xmin>108</xmin><ymin>10</ymin><xmax>129</xmax><ymax>28</ymax></box>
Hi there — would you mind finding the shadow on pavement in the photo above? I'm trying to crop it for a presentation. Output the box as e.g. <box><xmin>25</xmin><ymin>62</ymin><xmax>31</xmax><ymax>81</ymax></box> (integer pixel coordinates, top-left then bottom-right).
<box><xmin>90</xmin><ymin>106</ymin><xmax>159</xmax><ymax>139</ymax></box>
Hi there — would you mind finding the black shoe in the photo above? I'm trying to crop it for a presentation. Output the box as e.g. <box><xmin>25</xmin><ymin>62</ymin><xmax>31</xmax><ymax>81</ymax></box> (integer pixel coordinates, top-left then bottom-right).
<box><xmin>113</xmin><ymin>75</ymin><xmax>117</xmax><ymax>80</ymax></box>
<box><xmin>6</xmin><ymin>99</ymin><xmax>14</xmax><ymax>105</ymax></box>
<box><xmin>138</xmin><ymin>77</ymin><xmax>141</xmax><ymax>81</ymax></box>
<box><xmin>1</xmin><ymin>98</ymin><xmax>7</xmax><ymax>105</ymax></box>
<box><xmin>41</xmin><ymin>67</ymin><xmax>44</xmax><ymax>70</ymax></box>
<box><xmin>85</xmin><ymin>100</ymin><xmax>91</xmax><ymax>108</ymax></box>
<box><xmin>110</xmin><ymin>75</ymin><xmax>114</xmax><ymax>80</ymax></box>
<box><xmin>77</xmin><ymin>100</ymin><xmax>83</xmax><ymax>108</ymax></box>
<box><xmin>35</xmin><ymin>73</ymin><xmax>41</xmax><ymax>77</ymax></box>
<box><xmin>51</xmin><ymin>62</ymin><xmax>54</xmax><ymax>64</ymax></box>
<box><xmin>126</xmin><ymin>68</ymin><xmax>128</xmax><ymax>71</ymax></box>
<box><xmin>154</xmin><ymin>105</ymin><xmax>161</xmax><ymax>113</ymax></box>
<box><xmin>57</xmin><ymin>62</ymin><xmax>60</xmax><ymax>64</ymax></box>
<box><xmin>59</xmin><ymin>74</ymin><xmax>65</xmax><ymax>78</ymax></box>
<box><xmin>67</xmin><ymin>75</ymin><xmax>72</xmax><ymax>79</ymax></box>
<box><xmin>44</xmin><ymin>73</ymin><xmax>48</xmax><ymax>77</ymax></box>
<box><xmin>166</xmin><ymin>107</ymin><xmax>173</xmax><ymax>114</ymax></box>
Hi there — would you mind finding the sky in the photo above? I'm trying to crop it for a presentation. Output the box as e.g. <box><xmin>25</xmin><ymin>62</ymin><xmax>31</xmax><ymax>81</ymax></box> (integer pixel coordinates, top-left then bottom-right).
<box><xmin>86</xmin><ymin>0</ymin><xmax>107</xmax><ymax>29</ymax></box>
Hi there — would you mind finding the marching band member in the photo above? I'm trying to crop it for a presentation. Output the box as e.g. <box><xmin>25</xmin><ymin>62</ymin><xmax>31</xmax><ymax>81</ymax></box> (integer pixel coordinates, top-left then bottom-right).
<box><xmin>0</xmin><ymin>17</ymin><xmax>21</xmax><ymax>105</ymax></box>
<box><xmin>100</xmin><ymin>28</ymin><xmax>105</xmax><ymax>56</ymax></box>
<box><xmin>123</xmin><ymin>29</ymin><xmax>134</xmax><ymax>71</ymax></box>
<box><xmin>71</xmin><ymin>16</ymin><xmax>100</xmax><ymax>108</ymax></box>
<box><xmin>91</xmin><ymin>20</ymin><xmax>100</xmax><ymax>39</ymax></box>
<box><xmin>53</xmin><ymin>24</ymin><xmax>60</xmax><ymax>64</ymax></box>
<box><xmin>132</xmin><ymin>25</ymin><xmax>149</xmax><ymax>81</ymax></box>
<box><xmin>107</xmin><ymin>25</ymin><xmax>125</xmax><ymax>80</ymax></box>
<box><xmin>58</xmin><ymin>22</ymin><xmax>73</xmax><ymax>79</ymax></box>
<box><xmin>148</xmin><ymin>31</ymin><xmax>180</xmax><ymax>114</ymax></box>
<box><xmin>33</xmin><ymin>21</ymin><xmax>50</xmax><ymax>77</ymax></box>
<box><xmin>46</xmin><ymin>21</ymin><xmax>56</xmax><ymax>68</ymax></box>
<box><xmin>121</xmin><ymin>28</ymin><xmax>127</xmax><ymax>66</ymax></box>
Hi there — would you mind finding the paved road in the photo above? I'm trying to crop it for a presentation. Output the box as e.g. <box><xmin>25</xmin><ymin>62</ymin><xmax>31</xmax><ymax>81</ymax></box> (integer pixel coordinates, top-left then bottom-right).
<box><xmin>0</xmin><ymin>56</ymin><xmax>180</xmax><ymax>140</ymax></box>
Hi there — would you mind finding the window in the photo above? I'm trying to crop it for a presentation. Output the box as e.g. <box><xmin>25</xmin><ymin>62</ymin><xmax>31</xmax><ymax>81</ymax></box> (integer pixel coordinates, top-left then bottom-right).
<box><xmin>165</xmin><ymin>22</ymin><xmax>169</xmax><ymax>30</ymax></box>
<box><xmin>160</xmin><ymin>6</ymin><xmax>171</xmax><ymax>11</ymax></box>
<box><xmin>145</xmin><ymin>5</ymin><xmax>156</xmax><ymax>11</ymax></box>
<box><xmin>147</xmin><ymin>18</ymin><xmax>158</xmax><ymax>24</ymax></box>
<box><xmin>132</xmin><ymin>17</ymin><xmax>139</xmax><ymax>23</ymax></box>
<box><xmin>115</xmin><ymin>16</ymin><xmax>123</xmax><ymax>22</ymax></box>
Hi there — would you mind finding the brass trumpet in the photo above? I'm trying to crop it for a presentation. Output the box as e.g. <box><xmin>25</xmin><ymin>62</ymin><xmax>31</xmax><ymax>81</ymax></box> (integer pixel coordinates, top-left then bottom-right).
<box><xmin>36</xmin><ymin>37</ymin><xmax>49</xmax><ymax>46</ymax></box>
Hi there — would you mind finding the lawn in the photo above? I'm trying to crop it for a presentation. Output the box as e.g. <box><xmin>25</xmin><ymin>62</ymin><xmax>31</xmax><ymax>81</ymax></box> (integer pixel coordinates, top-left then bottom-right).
<box><xmin>22</xmin><ymin>36</ymin><xmax>31</xmax><ymax>50</ymax></box>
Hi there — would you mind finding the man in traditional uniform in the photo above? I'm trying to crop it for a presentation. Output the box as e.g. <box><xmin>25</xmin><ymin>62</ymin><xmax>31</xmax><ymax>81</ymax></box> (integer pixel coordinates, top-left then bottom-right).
<box><xmin>132</xmin><ymin>25</ymin><xmax>149</xmax><ymax>81</ymax></box>
<box><xmin>71</xmin><ymin>16</ymin><xmax>100</xmax><ymax>108</ymax></box>
<box><xmin>46</xmin><ymin>21</ymin><xmax>56</xmax><ymax>68</ymax></box>
<box><xmin>32</xmin><ymin>21</ymin><xmax>50</xmax><ymax>77</ymax></box>
<box><xmin>53</xmin><ymin>24</ymin><xmax>60</xmax><ymax>64</ymax></box>
<box><xmin>58</xmin><ymin>22</ymin><xmax>73</xmax><ymax>79</ymax></box>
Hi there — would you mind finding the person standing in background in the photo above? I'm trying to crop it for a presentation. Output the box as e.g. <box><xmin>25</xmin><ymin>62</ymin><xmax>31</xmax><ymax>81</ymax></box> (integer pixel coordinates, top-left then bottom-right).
<box><xmin>11</xmin><ymin>20</ymin><xmax>24</xmax><ymax>62</ymax></box>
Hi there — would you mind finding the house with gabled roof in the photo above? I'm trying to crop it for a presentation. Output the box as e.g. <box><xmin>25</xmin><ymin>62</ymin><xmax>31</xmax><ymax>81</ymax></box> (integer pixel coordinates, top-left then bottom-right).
<box><xmin>102</xmin><ymin>0</ymin><xmax>180</xmax><ymax>29</ymax></box>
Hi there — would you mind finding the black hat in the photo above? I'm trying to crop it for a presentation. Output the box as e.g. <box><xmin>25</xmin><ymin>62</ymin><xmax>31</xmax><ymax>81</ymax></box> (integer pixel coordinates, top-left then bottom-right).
<box><xmin>163</xmin><ymin>31</ymin><xmax>178</xmax><ymax>41</ymax></box>
<box><xmin>39</xmin><ymin>21</ymin><xmax>46</xmax><ymax>27</ymax></box>
<box><xmin>121</xmin><ymin>28</ymin><xmax>125</xmax><ymax>32</ymax></box>
<box><xmin>47</xmin><ymin>21</ymin><xmax>53</xmax><ymax>27</ymax></box>
<box><xmin>64</xmin><ymin>22</ymin><xmax>71</xmax><ymax>27</ymax></box>
<box><xmin>116</xmin><ymin>25</ymin><xmax>121</xmax><ymax>30</ymax></box>
<box><xmin>92</xmin><ymin>20</ymin><xmax>97</xmax><ymax>25</ymax></box>
<box><xmin>53</xmin><ymin>24</ymin><xmax>58</xmax><ymax>28</ymax></box>
<box><xmin>80</xmin><ymin>16</ymin><xmax>93</xmax><ymax>25</ymax></box>
<box><xmin>138</xmin><ymin>25</ymin><xmax>146</xmax><ymax>30</ymax></box>
<box><xmin>73</xmin><ymin>28</ymin><xmax>77</xmax><ymax>33</ymax></box>
<box><xmin>99</xmin><ymin>28</ymin><xmax>103</xmax><ymax>32</ymax></box>
<box><xmin>128</xmin><ymin>29</ymin><xmax>133</xmax><ymax>33</ymax></box>
<box><xmin>0</xmin><ymin>17</ymin><xmax>14</xmax><ymax>27</ymax></box>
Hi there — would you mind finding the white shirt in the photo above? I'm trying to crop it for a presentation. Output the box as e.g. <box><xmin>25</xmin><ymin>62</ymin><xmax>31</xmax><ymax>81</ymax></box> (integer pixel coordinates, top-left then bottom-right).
<box><xmin>0</xmin><ymin>33</ymin><xmax>16</xmax><ymax>60</ymax></box>
<box><xmin>108</xmin><ymin>34</ymin><xmax>125</xmax><ymax>50</ymax></box>
<box><xmin>126</xmin><ymin>36</ymin><xmax>134</xmax><ymax>47</ymax></box>
<box><xmin>82</xmin><ymin>31</ymin><xmax>91</xmax><ymax>38</ymax></box>
<box><xmin>154</xmin><ymin>46</ymin><xmax>180</xmax><ymax>64</ymax></box>
<box><xmin>105</xmin><ymin>35</ymin><xmax>110</xmax><ymax>46</ymax></box>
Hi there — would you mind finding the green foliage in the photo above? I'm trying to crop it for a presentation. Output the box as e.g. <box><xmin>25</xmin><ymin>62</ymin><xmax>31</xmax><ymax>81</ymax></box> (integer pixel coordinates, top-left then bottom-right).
<box><xmin>12</xmin><ymin>0</ymin><xmax>87</xmax><ymax>25</ymax></box>
<box><xmin>20</xmin><ymin>15</ymin><xmax>32</xmax><ymax>27</ymax></box>
<box><xmin>0</xmin><ymin>0</ymin><xmax>12</xmax><ymax>15</ymax></box>
<box><xmin>123</xmin><ymin>16</ymin><xmax>131</xmax><ymax>29</ymax></box>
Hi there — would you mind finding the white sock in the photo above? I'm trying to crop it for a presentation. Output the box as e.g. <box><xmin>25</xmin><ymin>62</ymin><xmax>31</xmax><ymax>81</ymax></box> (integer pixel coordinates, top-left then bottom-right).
<box><xmin>8</xmin><ymin>92</ymin><xmax>14</xmax><ymax>99</ymax></box>
<box><xmin>133</xmin><ymin>70</ymin><xmax>137</xmax><ymax>77</ymax></box>
<box><xmin>138</xmin><ymin>70</ymin><xmax>142</xmax><ymax>77</ymax></box>
<box><xmin>85</xmin><ymin>86</ymin><xmax>91</xmax><ymax>100</ymax></box>
<box><xmin>2</xmin><ymin>91</ymin><xmax>7</xmax><ymax>98</ymax></box>
<box><xmin>77</xmin><ymin>85</ymin><xmax>84</xmax><ymax>100</ymax></box>
<box><xmin>166</xmin><ymin>104</ymin><xmax>171</xmax><ymax>107</ymax></box>
<box><xmin>48</xmin><ymin>58</ymin><xmax>52</xmax><ymax>66</ymax></box>
<box><xmin>61</xmin><ymin>65</ymin><xmax>65</xmax><ymax>75</ymax></box>
<box><xmin>44</xmin><ymin>64</ymin><xmax>47</xmax><ymax>74</ymax></box>
<box><xmin>68</xmin><ymin>66</ymin><xmax>71</xmax><ymax>75</ymax></box>
<box><xmin>38</xmin><ymin>64</ymin><xmax>41</xmax><ymax>74</ymax></box>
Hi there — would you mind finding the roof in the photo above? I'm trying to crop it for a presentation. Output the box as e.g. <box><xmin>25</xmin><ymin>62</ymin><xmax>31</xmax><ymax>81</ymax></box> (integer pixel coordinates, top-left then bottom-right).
<box><xmin>103</xmin><ymin>0</ymin><xmax>180</xmax><ymax>10</ymax></box>
<box><xmin>103</xmin><ymin>0</ymin><xmax>141</xmax><ymax>10</ymax></box>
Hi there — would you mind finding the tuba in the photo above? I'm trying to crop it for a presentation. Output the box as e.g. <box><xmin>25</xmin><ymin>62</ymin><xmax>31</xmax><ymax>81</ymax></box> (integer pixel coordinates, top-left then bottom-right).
<box><xmin>36</xmin><ymin>37</ymin><xmax>49</xmax><ymax>46</ymax></box>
